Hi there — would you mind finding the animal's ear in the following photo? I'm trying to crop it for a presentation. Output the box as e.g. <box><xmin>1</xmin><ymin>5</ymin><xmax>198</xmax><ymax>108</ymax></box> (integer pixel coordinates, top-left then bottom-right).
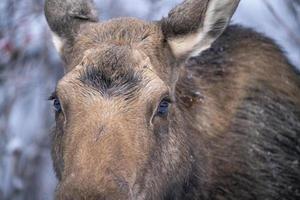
<box><xmin>44</xmin><ymin>0</ymin><xmax>99</xmax><ymax>53</ymax></box>
<box><xmin>161</xmin><ymin>0</ymin><xmax>240</xmax><ymax>59</ymax></box>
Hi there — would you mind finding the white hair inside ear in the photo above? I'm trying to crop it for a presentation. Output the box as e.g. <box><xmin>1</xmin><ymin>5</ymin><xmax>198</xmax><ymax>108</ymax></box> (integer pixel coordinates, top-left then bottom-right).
<box><xmin>51</xmin><ymin>33</ymin><xmax>65</xmax><ymax>53</ymax></box>
<box><xmin>168</xmin><ymin>0</ymin><xmax>239</xmax><ymax>59</ymax></box>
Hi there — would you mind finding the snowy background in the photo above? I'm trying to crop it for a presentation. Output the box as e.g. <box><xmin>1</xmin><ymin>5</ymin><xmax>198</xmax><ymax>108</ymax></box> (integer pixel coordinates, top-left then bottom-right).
<box><xmin>0</xmin><ymin>0</ymin><xmax>299</xmax><ymax>200</ymax></box>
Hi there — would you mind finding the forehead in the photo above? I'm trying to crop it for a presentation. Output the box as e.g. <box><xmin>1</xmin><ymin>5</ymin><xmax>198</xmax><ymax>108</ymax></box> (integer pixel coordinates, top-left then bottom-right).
<box><xmin>57</xmin><ymin>45</ymin><xmax>166</xmax><ymax>99</ymax></box>
<box><xmin>78</xmin><ymin>45</ymin><xmax>145</xmax><ymax>98</ymax></box>
<box><xmin>76</xmin><ymin>18</ymin><xmax>162</xmax><ymax>48</ymax></box>
<box><xmin>63</xmin><ymin>17</ymin><xmax>164</xmax><ymax>70</ymax></box>
<box><xmin>56</xmin><ymin>18</ymin><xmax>167</xmax><ymax>99</ymax></box>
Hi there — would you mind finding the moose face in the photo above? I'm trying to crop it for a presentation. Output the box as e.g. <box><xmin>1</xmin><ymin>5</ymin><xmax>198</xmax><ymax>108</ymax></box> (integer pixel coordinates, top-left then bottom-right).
<box><xmin>51</xmin><ymin>19</ymin><xmax>190</xmax><ymax>199</ymax></box>
<box><xmin>45</xmin><ymin>0</ymin><xmax>240</xmax><ymax>199</ymax></box>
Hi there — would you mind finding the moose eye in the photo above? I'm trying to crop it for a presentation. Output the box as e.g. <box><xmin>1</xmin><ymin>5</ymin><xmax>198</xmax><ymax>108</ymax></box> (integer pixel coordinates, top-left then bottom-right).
<box><xmin>53</xmin><ymin>98</ymin><xmax>62</xmax><ymax>113</ymax></box>
<box><xmin>156</xmin><ymin>98</ymin><xmax>171</xmax><ymax>117</ymax></box>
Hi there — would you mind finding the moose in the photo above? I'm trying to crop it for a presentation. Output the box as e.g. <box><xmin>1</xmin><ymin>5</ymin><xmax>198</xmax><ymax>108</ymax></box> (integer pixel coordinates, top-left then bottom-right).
<box><xmin>45</xmin><ymin>0</ymin><xmax>300</xmax><ymax>199</ymax></box>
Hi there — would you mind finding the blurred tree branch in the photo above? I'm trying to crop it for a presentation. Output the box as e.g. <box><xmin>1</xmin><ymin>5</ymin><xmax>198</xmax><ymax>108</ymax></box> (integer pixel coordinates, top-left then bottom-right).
<box><xmin>263</xmin><ymin>0</ymin><xmax>300</xmax><ymax>47</ymax></box>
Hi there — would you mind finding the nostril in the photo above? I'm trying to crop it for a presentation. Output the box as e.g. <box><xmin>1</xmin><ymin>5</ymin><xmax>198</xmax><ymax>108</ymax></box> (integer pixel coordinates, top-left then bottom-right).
<box><xmin>95</xmin><ymin>125</ymin><xmax>106</xmax><ymax>142</ymax></box>
<box><xmin>107</xmin><ymin>169</ymin><xmax>130</xmax><ymax>193</ymax></box>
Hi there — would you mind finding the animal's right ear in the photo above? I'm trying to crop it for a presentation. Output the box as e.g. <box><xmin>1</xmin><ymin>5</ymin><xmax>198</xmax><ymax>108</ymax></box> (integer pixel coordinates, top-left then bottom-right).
<box><xmin>161</xmin><ymin>0</ymin><xmax>240</xmax><ymax>60</ymax></box>
<box><xmin>45</xmin><ymin>0</ymin><xmax>98</xmax><ymax>54</ymax></box>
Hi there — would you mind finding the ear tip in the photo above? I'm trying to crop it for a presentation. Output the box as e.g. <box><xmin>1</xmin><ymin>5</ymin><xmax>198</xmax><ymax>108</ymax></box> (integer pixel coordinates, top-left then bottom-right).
<box><xmin>161</xmin><ymin>0</ymin><xmax>241</xmax><ymax>60</ymax></box>
<box><xmin>68</xmin><ymin>0</ymin><xmax>99</xmax><ymax>18</ymax></box>
<box><xmin>45</xmin><ymin>0</ymin><xmax>98</xmax><ymax>17</ymax></box>
<box><xmin>44</xmin><ymin>0</ymin><xmax>99</xmax><ymax>37</ymax></box>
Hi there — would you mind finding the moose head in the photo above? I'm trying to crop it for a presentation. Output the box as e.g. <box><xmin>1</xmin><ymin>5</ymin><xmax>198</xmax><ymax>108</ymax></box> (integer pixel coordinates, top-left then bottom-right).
<box><xmin>45</xmin><ymin>0</ymin><xmax>240</xmax><ymax>199</ymax></box>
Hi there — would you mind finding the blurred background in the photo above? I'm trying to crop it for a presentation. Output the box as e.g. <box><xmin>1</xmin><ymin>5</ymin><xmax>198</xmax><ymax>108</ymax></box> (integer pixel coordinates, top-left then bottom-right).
<box><xmin>0</xmin><ymin>0</ymin><xmax>299</xmax><ymax>199</ymax></box>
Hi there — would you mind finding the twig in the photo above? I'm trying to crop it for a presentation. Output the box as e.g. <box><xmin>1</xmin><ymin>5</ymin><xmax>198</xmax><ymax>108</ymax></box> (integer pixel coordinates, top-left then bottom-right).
<box><xmin>263</xmin><ymin>0</ymin><xmax>300</xmax><ymax>46</ymax></box>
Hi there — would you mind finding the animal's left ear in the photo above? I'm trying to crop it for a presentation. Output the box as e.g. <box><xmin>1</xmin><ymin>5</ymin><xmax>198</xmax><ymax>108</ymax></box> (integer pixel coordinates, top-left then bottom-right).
<box><xmin>161</xmin><ymin>0</ymin><xmax>240</xmax><ymax>59</ymax></box>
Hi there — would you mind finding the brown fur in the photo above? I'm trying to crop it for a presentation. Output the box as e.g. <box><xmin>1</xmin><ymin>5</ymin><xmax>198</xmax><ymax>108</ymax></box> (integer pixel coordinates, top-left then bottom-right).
<box><xmin>45</xmin><ymin>0</ymin><xmax>300</xmax><ymax>199</ymax></box>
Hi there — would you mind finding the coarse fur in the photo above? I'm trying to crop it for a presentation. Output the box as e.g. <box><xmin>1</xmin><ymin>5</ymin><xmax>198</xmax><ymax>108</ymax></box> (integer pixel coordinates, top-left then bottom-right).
<box><xmin>45</xmin><ymin>0</ymin><xmax>300</xmax><ymax>199</ymax></box>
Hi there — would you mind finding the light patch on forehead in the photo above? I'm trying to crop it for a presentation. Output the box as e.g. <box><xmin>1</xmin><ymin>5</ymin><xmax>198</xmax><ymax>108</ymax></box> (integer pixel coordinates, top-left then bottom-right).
<box><xmin>144</xmin><ymin>77</ymin><xmax>166</xmax><ymax>95</ymax></box>
<box><xmin>142</xmin><ymin>67</ymin><xmax>169</xmax><ymax>97</ymax></box>
<box><xmin>134</xmin><ymin>50</ymin><xmax>169</xmax><ymax>97</ymax></box>
<box><xmin>56</xmin><ymin>65</ymin><xmax>84</xmax><ymax>96</ymax></box>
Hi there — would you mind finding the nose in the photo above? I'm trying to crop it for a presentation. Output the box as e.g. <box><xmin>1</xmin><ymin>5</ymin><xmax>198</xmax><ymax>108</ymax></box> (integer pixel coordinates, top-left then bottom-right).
<box><xmin>56</xmin><ymin>120</ymin><xmax>142</xmax><ymax>199</ymax></box>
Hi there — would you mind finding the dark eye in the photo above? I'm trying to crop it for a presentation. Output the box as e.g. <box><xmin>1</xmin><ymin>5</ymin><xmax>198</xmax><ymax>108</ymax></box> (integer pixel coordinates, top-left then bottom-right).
<box><xmin>53</xmin><ymin>98</ymin><xmax>62</xmax><ymax>113</ymax></box>
<box><xmin>156</xmin><ymin>98</ymin><xmax>170</xmax><ymax>117</ymax></box>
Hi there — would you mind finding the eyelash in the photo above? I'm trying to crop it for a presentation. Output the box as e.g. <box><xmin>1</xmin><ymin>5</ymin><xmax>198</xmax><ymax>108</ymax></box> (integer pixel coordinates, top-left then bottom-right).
<box><xmin>48</xmin><ymin>91</ymin><xmax>58</xmax><ymax>100</ymax></box>
<box><xmin>48</xmin><ymin>92</ymin><xmax>62</xmax><ymax>113</ymax></box>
